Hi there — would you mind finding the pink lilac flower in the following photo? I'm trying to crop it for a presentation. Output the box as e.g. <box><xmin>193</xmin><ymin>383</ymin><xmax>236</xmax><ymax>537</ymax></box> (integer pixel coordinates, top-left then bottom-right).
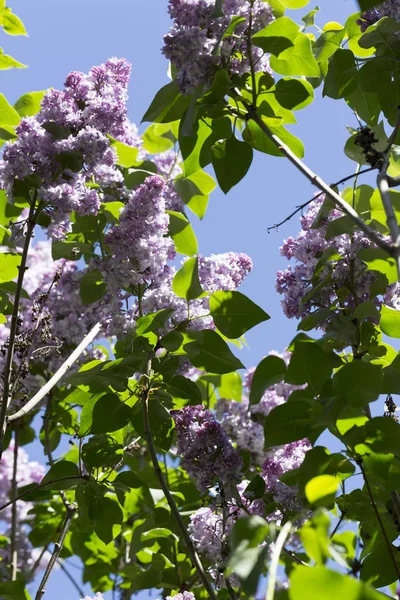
<box><xmin>163</xmin><ymin>0</ymin><xmax>274</xmax><ymax>93</ymax></box>
<box><xmin>171</xmin><ymin>405</ymin><xmax>242</xmax><ymax>492</ymax></box>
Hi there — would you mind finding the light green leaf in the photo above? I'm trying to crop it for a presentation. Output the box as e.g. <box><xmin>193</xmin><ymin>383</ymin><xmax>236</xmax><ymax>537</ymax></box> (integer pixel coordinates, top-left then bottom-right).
<box><xmin>167</xmin><ymin>210</ymin><xmax>198</xmax><ymax>255</ymax></box>
<box><xmin>380</xmin><ymin>304</ymin><xmax>400</xmax><ymax>338</ymax></box>
<box><xmin>0</xmin><ymin>48</ymin><xmax>26</xmax><ymax>70</ymax></box>
<box><xmin>172</xmin><ymin>257</ymin><xmax>204</xmax><ymax>301</ymax></box>
<box><xmin>174</xmin><ymin>170</ymin><xmax>216</xmax><ymax>219</ymax></box>
<box><xmin>305</xmin><ymin>474</ymin><xmax>339</xmax><ymax>507</ymax></box>
<box><xmin>3</xmin><ymin>8</ymin><xmax>27</xmax><ymax>35</ymax></box>
<box><xmin>112</xmin><ymin>140</ymin><xmax>139</xmax><ymax>168</ymax></box>
<box><xmin>14</xmin><ymin>91</ymin><xmax>45</xmax><ymax>117</ymax></box>
<box><xmin>0</xmin><ymin>253</ymin><xmax>21</xmax><ymax>284</ymax></box>
<box><xmin>270</xmin><ymin>32</ymin><xmax>320</xmax><ymax>77</ymax></box>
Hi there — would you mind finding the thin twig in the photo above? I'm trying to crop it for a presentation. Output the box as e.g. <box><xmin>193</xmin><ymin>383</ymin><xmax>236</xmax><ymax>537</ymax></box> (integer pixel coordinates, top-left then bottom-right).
<box><xmin>0</xmin><ymin>476</ymin><xmax>83</xmax><ymax>513</ymax></box>
<box><xmin>7</xmin><ymin>321</ymin><xmax>102</xmax><ymax>425</ymax></box>
<box><xmin>57</xmin><ymin>559</ymin><xmax>85</xmax><ymax>598</ymax></box>
<box><xmin>142</xmin><ymin>358</ymin><xmax>217</xmax><ymax>600</ymax></box>
<box><xmin>10</xmin><ymin>426</ymin><xmax>20</xmax><ymax>580</ymax></box>
<box><xmin>358</xmin><ymin>460</ymin><xmax>400</xmax><ymax>581</ymax></box>
<box><xmin>0</xmin><ymin>200</ymin><xmax>37</xmax><ymax>456</ymax></box>
<box><xmin>265</xmin><ymin>522</ymin><xmax>292</xmax><ymax>600</ymax></box>
<box><xmin>246</xmin><ymin>109</ymin><xmax>392</xmax><ymax>255</ymax></box>
<box><xmin>35</xmin><ymin>504</ymin><xmax>77</xmax><ymax>600</ymax></box>
<box><xmin>267</xmin><ymin>167</ymin><xmax>375</xmax><ymax>232</ymax></box>
<box><xmin>28</xmin><ymin>545</ymin><xmax>49</xmax><ymax>580</ymax></box>
<box><xmin>282</xmin><ymin>546</ymin><xmax>309</xmax><ymax>567</ymax></box>
<box><xmin>330</xmin><ymin>511</ymin><xmax>346</xmax><ymax>539</ymax></box>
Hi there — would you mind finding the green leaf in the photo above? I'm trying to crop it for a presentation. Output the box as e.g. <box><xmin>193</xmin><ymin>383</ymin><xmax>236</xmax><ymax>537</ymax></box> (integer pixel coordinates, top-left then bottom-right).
<box><xmin>90</xmin><ymin>495</ymin><xmax>123</xmax><ymax>545</ymax></box>
<box><xmin>80</xmin><ymin>269</ymin><xmax>107</xmax><ymax>305</ymax></box>
<box><xmin>243</xmin><ymin>475</ymin><xmax>266</xmax><ymax>501</ymax></box>
<box><xmin>91</xmin><ymin>394</ymin><xmax>132</xmax><ymax>434</ymax></box>
<box><xmin>286</xmin><ymin>339</ymin><xmax>333</xmax><ymax>395</ymax></box>
<box><xmin>0</xmin><ymin>580</ymin><xmax>31</xmax><ymax>600</ymax></box>
<box><xmin>81</xmin><ymin>434</ymin><xmax>123</xmax><ymax>470</ymax></box>
<box><xmin>211</xmin><ymin>136</ymin><xmax>253</xmax><ymax>194</ymax></box>
<box><xmin>243</xmin><ymin>119</ymin><xmax>304</xmax><ymax>159</ymax></box>
<box><xmin>143</xmin><ymin>122</ymin><xmax>177</xmax><ymax>154</ymax></box>
<box><xmin>209</xmin><ymin>290</ymin><xmax>269</xmax><ymax>339</ymax></box>
<box><xmin>305</xmin><ymin>474</ymin><xmax>339</xmax><ymax>507</ymax></box>
<box><xmin>323</xmin><ymin>49</ymin><xmax>358</xmax><ymax>99</ymax></box>
<box><xmin>40</xmin><ymin>460</ymin><xmax>80</xmax><ymax>490</ymax></box>
<box><xmin>52</xmin><ymin>240</ymin><xmax>91</xmax><ymax>261</ymax></box>
<box><xmin>142</xmin><ymin>81</ymin><xmax>190</xmax><ymax>124</ymax></box>
<box><xmin>380</xmin><ymin>304</ymin><xmax>400</xmax><ymax>338</ymax></box>
<box><xmin>275</xmin><ymin>78</ymin><xmax>314</xmax><ymax>110</ymax></box>
<box><xmin>264</xmin><ymin>395</ymin><xmax>323</xmax><ymax>446</ymax></box>
<box><xmin>167</xmin><ymin>210</ymin><xmax>198</xmax><ymax>255</ymax></box>
<box><xmin>0</xmin><ymin>48</ymin><xmax>26</xmax><ymax>70</ymax></box>
<box><xmin>313</xmin><ymin>28</ymin><xmax>346</xmax><ymax>63</ymax></box>
<box><xmin>344</xmin><ymin>416</ymin><xmax>400</xmax><ymax>455</ymax></box>
<box><xmin>332</xmin><ymin>361</ymin><xmax>382</xmax><ymax>407</ymax></box>
<box><xmin>0</xmin><ymin>93</ymin><xmax>20</xmax><ymax>135</ymax></box>
<box><xmin>346</xmin><ymin>88</ymin><xmax>381</xmax><ymax>125</ymax></box>
<box><xmin>3</xmin><ymin>8</ymin><xmax>27</xmax><ymax>35</ymax></box>
<box><xmin>250</xmin><ymin>355</ymin><xmax>287</xmax><ymax>404</ymax></box>
<box><xmin>270</xmin><ymin>32</ymin><xmax>320</xmax><ymax>77</ymax></box>
<box><xmin>172</xmin><ymin>257</ymin><xmax>204</xmax><ymax>301</ymax></box>
<box><xmin>185</xmin><ymin>330</ymin><xmax>245</xmax><ymax>374</ymax></box>
<box><xmin>289</xmin><ymin>565</ymin><xmax>387</xmax><ymax>600</ymax></box>
<box><xmin>112</xmin><ymin>140</ymin><xmax>139</xmax><ymax>168</ymax></box>
<box><xmin>131</xmin><ymin>398</ymin><xmax>174</xmax><ymax>451</ymax></box>
<box><xmin>0</xmin><ymin>253</ymin><xmax>21</xmax><ymax>283</ymax></box>
<box><xmin>165</xmin><ymin>375</ymin><xmax>202</xmax><ymax>407</ymax></box>
<box><xmin>358</xmin><ymin>57</ymin><xmax>396</xmax><ymax>93</ymax></box>
<box><xmin>228</xmin><ymin>516</ymin><xmax>270</xmax><ymax>596</ymax></box>
<box><xmin>55</xmin><ymin>150</ymin><xmax>84</xmax><ymax>172</ymax></box>
<box><xmin>136</xmin><ymin>309</ymin><xmax>174</xmax><ymax>336</ymax></box>
<box><xmin>280</xmin><ymin>0</ymin><xmax>310</xmax><ymax>6</ymax></box>
<box><xmin>358</xmin><ymin>248</ymin><xmax>398</xmax><ymax>285</ymax></box>
<box><xmin>174</xmin><ymin>170</ymin><xmax>216</xmax><ymax>219</ymax></box>
<box><xmin>297</xmin><ymin>446</ymin><xmax>355</xmax><ymax>498</ymax></box>
<box><xmin>252</xmin><ymin>17</ymin><xmax>299</xmax><ymax>56</ymax></box>
<box><xmin>14</xmin><ymin>91</ymin><xmax>45</xmax><ymax>117</ymax></box>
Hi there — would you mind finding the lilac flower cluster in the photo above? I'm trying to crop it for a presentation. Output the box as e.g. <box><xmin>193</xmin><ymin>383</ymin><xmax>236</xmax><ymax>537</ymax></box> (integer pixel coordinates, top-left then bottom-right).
<box><xmin>171</xmin><ymin>405</ymin><xmax>242</xmax><ymax>492</ymax></box>
<box><xmin>139</xmin><ymin>251</ymin><xmax>253</xmax><ymax>333</ymax></box>
<box><xmin>81</xmin><ymin>595</ymin><xmax>104</xmax><ymax>600</ymax></box>
<box><xmin>276</xmin><ymin>195</ymin><xmax>380</xmax><ymax>323</ymax></box>
<box><xmin>357</xmin><ymin>0</ymin><xmax>400</xmax><ymax>32</ymax></box>
<box><xmin>166</xmin><ymin>592</ymin><xmax>195</xmax><ymax>600</ymax></box>
<box><xmin>163</xmin><ymin>0</ymin><xmax>274</xmax><ymax>93</ymax></box>
<box><xmin>0</xmin><ymin>58</ymin><xmax>135</xmax><ymax>239</ymax></box>
<box><xmin>0</xmin><ymin>441</ymin><xmax>46</xmax><ymax>581</ymax></box>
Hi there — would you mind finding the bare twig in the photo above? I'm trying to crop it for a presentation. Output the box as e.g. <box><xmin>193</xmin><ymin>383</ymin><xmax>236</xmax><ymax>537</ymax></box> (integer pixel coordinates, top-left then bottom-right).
<box><xmin>247</xmin><ymin>109</ymin><xmax>392</xmax><ymax>255</ymax></box>
<box><xmin>267</xmin><ymin>167</ymin><xmax>375</xmax><ymax>232</ymax></box>
<box><xmin>10</xmin><ymin>426</ymin><xmax>19</xmax><ymax>580</ymax></box>
<box><xmin>35</xmin><ymin>504</ymin><xmax>77</xmax><ymax>599</ymax></box>
<box><xmin>0</xmin><ymin>476</ymin><xmax>83</xmax><ymax>513</ymax></box>
<box><xmin>142</xmin><ymin>358</ymin><xmax>217</xmax><ymax>600</ymax></box>
<box><xmin>358</xmin><ymin>460</ymin><xmax>400</xmax><ymax>581</ymax></box>
<box><xmin>7</xmin><ymin>321</ymin><xmax>102</xmax><ymax>425</ymax></box>
<box><xmin>0</xmin><ymin>200</ymin><xmax>37</xmax><ymax>456</ymax></box>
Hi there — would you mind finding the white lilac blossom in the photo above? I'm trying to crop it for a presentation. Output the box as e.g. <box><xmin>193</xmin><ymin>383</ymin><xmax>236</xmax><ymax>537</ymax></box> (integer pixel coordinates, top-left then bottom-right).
<box><xmin>275</xmin><ymin>194</ymin><xmax>389</xmax><ymax>323</ymax></box>
<box><xmin>358</xmin><ymin>1</ymin><xmax>400</xmax><ymax>32</ymax></box>
<box><xmin>166</xmin><ymin>592</ymin><xmax>195</xmax><ymax>600</ymax></box>
<box><xmin>171</xmin><ymin>405</ymin><xmax>242</xmax><ymax>492</ymax></box>
<box><xmin>0</xmin><ymin>58</ymin><xmax>135</xmax><ymax>239</ymax></box>
<box><xmin>0</xmin><ymin>441</ymin><xmax>46</xmax><ymax>581</ymax></box>
<box><xmin>163</xmin><ymin>0</ymin><xmax>274</xmax><ymax>94</ymax></box>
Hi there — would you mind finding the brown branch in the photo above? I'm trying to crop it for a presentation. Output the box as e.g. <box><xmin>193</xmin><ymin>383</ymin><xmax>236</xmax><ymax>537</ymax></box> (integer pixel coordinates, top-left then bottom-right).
<box><xmin>10</xmin><ymin>426</ymin><xmax>19</xmax><ymax>580</ymax></box>
<box><xmin>0</xmin><ymin>200</ymin><xmax>37</xmax><ymax>457</ymax></box>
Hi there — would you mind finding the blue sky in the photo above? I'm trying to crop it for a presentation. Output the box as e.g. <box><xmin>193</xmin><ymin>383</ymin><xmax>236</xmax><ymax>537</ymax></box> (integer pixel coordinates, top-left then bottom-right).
<box><xmin>1</xmin><ymin>0</ymin><xmax>363</xmax><ymax>597</ymax></box>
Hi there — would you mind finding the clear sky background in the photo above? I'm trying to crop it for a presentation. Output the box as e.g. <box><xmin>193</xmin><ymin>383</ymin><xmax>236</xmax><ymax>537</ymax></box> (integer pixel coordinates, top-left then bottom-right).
<box><xmin>0</xmin><ymin>0</ymin><xmax>364</xmax><ymax>597</ymax></box>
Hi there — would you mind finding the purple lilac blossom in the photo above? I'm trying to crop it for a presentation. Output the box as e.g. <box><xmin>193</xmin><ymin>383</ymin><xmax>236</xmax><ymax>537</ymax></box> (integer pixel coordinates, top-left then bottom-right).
<box><xmin>163</xmin><ymin>0</ymin><xmax>274</xmax><ymax>93</ymax></box>
<box><xmin>171</xmin><ymin>405</ymin><xmax>242</xmax><ymax>492</ymax></box>
<box><xmin>139</xmin><ymin>251</ymin><xmax>253</xmax><ymax>334</ymax></box>
<box><xmin>358</xmin><ymin>1</ymin><xmax>400</xmax><ymax>32</ymax></box>
<box><xmin>0</xmin><ymin>441</ymin><xmax>46</xmax><ymax>581</ymax></box>
<box><xmin>0</xmin><ymin>58</ymin><xmax>135</xmax><ymax>239</ymax></box>
<box><xmin>153</xmin><ymin>150</ymin><xmax>185</xmax><ymax>212</ymax></box>
<box><xmin>275</xmin><ymin>194</ymin><xmax>392</xmax><ymax>324</ymax></box>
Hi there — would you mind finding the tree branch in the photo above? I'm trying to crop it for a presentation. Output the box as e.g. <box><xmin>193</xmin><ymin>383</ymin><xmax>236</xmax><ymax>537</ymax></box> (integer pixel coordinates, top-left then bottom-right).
<box><xmin>0</xmin><ymin>476</ymin><xmax>83</xmax><ymax>513</ymax></box>
<box><xmin>10</xmin><ymin>426</ymin><xmax>19</xmax><ymax>580</ymax></box>
<box><xmin>142</xmin><ymin>358</ymin><xmax>217</xmax><ymax>600</ymax></box>
<box><xmin>35</xmin><ymin>504</ymin><xmax>77</xmax><ymax>600</ymax></box>
<box><xmin>0</xmin><ymin>200</ymin><xmax>37</xmax><ymax>457</ymax></box>
<box><xmin>267</xmin><ymin>167</ymin><xmax>375</xmax><ymax>232</ymax></box>
<box><xmin>7</xmin><ymin>321</ymin><xmax>102</xmax><ymax>425</ymax></box>
<box><xmin>247</xmin><ymin>109</ymin><xmax>393</xmax><ymax>256</ymax></box>
<box><xmin>358</xmin><ymin>460</ymin><xmax>400</xmax><ymax>580</ymax></box>
<box><xmin>265</xmin><ymin>521</ymin><xmax>292</xmax><ymax>600</ymax></box>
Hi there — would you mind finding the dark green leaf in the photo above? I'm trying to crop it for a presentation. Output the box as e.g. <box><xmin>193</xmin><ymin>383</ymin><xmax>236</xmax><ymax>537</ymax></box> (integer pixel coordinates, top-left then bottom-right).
<box><xmin>81</xmin><ymin>434</ymin><xmax>124</xmax><ymax>470</ymax></box>
<box><xmin>90</xmin><ymin>496</ymin><xmax>123</xmax><ymax>545</ymax></box>
<box><xmin>264</xmin><ymin>395</ymin><xmax>323</xmax><ymax>446</ymax></box>
<box><xmin>167</xmin><ymin>210</ymin><xmax>198</xmax><ymax>255</ymax></box>
<box><xmin>209</xmin><ymin>290</ymin><xmax>269</xmax><ymax>338</ymax></box>
<box><xmin>0</xmin><ymin>580</ymin><xmax>31</xmax><ymax>600</ymax></box>
<box><xmin>249</xmin><ymin>355</ymin><xmax>286</xmax><ymax>405</ymax></box>
<box><xmin>286</xmin><ymin>339</ymin><xmax>333</xmax><ymax>395</ymax></box>
<box><xmin>80</xmin><ymin>269</ymin><xmax>107</xmax><ymax>305</ymax></box>
<box><xmin>185</xmin><ymin>330</ymin><xmax>245</xmax><ymax>374</ymax></box>
<box><xmin>40</xmin><ymin>460</ymin><xmax>80</xmax><ymax>490</ymax></box>
<box><xmin>91</xmin><ymin>393</ymin><xmax>132</xmax><ymax>434</ymax></box>
<box><xmin>323</xmin><ymin>49</ymin><xmax>358</xmax><ymax>99</ymax></box>
<box><xmin>275</xmin><ymin>78</ymin><xmax>314</xmax><ymax>110</ymax></box>
<box><xmin>211</xmin><ymin>136</ymin><xmax>253</xmax><ymax>194</ymax></box>
<box><xmin>142</xmin><ymin>81</ymin><xmax>191</xmax><ymax>124</ymax></box>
